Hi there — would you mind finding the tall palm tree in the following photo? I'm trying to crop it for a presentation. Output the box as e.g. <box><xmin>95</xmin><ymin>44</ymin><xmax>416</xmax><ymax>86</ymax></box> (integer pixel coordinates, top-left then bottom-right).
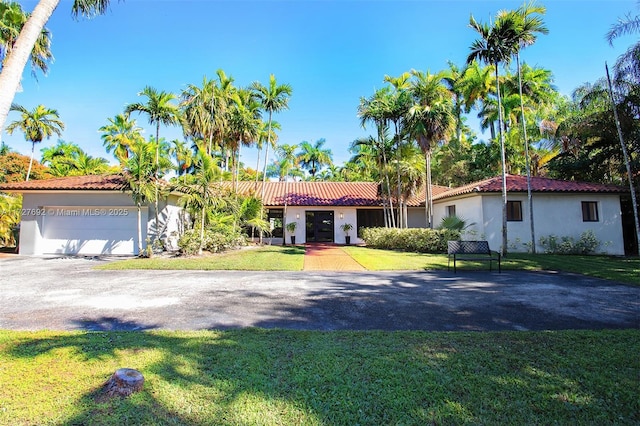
<box><xmin>174</xmin><ymin>147</ymin><xmax>222</xmax><ymax>255</ymax></box>
<box><xmin>254</xmin><ymin>120</ymin><xmax>280</xmax><ymax>185</ymax></box>
<box><xmin>504</xmin><ymin>1</ymin><xmax>548</xmax><ymax>253</ymax></box>
<box><xmin>468</xmin><ymin>12</ymin><xmax>519</xmax><ymax>256</ymax></box>
<box><xmin>122</xmin><ymin>139</ymin><xmax>157</xmax><ymax>256</ymax></box>
<box><xmin>99</xmin><ymin>113</ymin><xmax>144</xmax><ymax>165</ymax></box>
<box><xmin>442</xmin><ymin>61</ymin><xmax>469</xmax><ymax>143</ymax></box>
<box><xmin>606</xmin><ymin>2</ymin><xmax>640</xmax><ymax>255</ymax></box>
<box><xmin>407</xmin><ymin>69</ymin><xmax>454</xmax><ymax>228</ymax></box>
<box><xmin>5</xmin><ymin>103</ymin><xmax>63</xmax><ymax>180</ymax></box>
<box><xmin>0</xmin><ymin>0</ymin><xmax>112</xmax><ymax>134</ymax></box>
<box><xmin>126</xmin><ymin>86</ymin><xmax>181</xmax><ymax>243</ymax></box>
<box><xmin>227</xmin><ymin>88</ymin><xmax>261</xmax><ymax>191</ymax></box>
<box><xmin>275</xmin><ymin>143</ymin><xmax>298</xmax><ymax>245</ymax></box>
<box><xmin>297</xmin><ymin>138</ymin><xmax>333</xmax><ymax>178</ymax></box>
<box><xmin>251</xmin><ymin>75</ymin><xmax>292</xmax><ymax>200</ymax></box>
<box><xmin>358</xmin><ymin>89</ymin><xmax>396</xmax><ymax>227</ymax></box>
<box><xmin>383</xmin><ymin>72</ymin><xmax>411</xmax><ymax>227</ymax></box>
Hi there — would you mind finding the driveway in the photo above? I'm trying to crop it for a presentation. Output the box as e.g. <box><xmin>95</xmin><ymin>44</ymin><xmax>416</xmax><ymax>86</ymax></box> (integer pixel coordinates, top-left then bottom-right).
<box><xmin>0</xmin><ymin>256</ymin><xmax>638</xmax><ymax>332</ymax></box>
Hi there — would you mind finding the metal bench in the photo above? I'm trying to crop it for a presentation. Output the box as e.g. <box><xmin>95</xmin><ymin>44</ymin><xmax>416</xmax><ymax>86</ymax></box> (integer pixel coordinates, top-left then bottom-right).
<box><xmin>447</xmin><ymin>240</ymin><xmax>501</xmax><ymax>273</ymax></box>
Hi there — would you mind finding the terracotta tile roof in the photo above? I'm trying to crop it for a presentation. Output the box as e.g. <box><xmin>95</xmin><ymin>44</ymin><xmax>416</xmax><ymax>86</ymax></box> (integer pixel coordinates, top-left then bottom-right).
<box><xmin>2</xmin><ymin>174</ymin><xmax>625</xmax><ymax>205</ymax></box>
<box><xmin>0</xmin><ymin>174</ymin><xmax>127</xmax><ymax>192</ymax></box>
<box><xmin>434</xmin><ymin>175</ymin><xmax>627</xmax><ymax>200</ymax></box>
<box><xmin>234</xmin><ymin>181</ymin><xmax>384</xmax><ymax>206</ymax></box>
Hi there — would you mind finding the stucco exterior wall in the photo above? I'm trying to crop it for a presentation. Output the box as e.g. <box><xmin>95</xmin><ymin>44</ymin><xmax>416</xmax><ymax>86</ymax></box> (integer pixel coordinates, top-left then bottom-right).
<box><xmin>433</xmin><ymin>192</ymin><xmax>625</xmax><ymax>255</ymax></box>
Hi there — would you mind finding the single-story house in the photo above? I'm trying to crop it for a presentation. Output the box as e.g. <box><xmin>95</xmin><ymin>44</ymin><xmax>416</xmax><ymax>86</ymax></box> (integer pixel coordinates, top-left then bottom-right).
<box><xmin>0</xmin><ymin>174</ymin><xmax>632</xmax><ymax>256</ymax></box>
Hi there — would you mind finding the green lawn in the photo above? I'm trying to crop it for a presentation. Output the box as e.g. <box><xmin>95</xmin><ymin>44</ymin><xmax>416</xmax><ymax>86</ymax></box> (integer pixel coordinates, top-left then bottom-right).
<box><xmin>0</xmin><ymin>329</ymin><xmax>637</xmax><ymax>425</ymax></box>
<box><xmin>97</xmin><ymin>244</ymin><xmax>640</xmax><ymax>286</ymax></box>
<box><xmin>97</xmin><ymin>245</ymin><xmax>306</xmax><ymax>271</ymax></box>
<box><xmin>343</xmin><ymin>246</ymin><xmax>640</xmax><ymax>285</ymax></box>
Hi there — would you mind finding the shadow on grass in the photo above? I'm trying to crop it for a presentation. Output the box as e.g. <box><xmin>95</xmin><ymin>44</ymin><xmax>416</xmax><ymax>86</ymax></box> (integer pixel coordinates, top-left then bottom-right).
<box><xmin>4</xmin><ymin>329</ymin><xmax>639</xmax><ymax>425</ymax></box>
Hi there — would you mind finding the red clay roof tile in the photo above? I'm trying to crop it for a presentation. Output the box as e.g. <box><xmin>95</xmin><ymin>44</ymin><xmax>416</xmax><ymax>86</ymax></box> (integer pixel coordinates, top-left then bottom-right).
<box><xmin>0</xmin><ymin>175</ymin><xmax>625</xmax><ymax>205</ymax></box>
<box><xmin>434</xmin><ymin>175</ymin><xmax>627</xmax><ymax>200</ymax></box>
<box><xmin>0</xmin><ymin>174</ymin><xmax>127</xmax><ymax>191</ymax></box>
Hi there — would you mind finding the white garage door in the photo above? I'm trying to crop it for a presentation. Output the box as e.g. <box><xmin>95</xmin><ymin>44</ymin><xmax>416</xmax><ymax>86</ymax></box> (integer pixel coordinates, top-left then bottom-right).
<box><xmin>41</xmin><ymin>207</ymin><xmax>140</xmax><ymax>255</ymax></box>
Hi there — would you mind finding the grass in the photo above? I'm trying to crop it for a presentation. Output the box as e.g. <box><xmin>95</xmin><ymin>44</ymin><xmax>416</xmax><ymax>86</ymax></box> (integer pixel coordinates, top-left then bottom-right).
<box><xmin>0</xmin><ymin>329</ymin><xmax>637</xmax><ymax>425</ymax></box>
<box><xmin>343</xmin><ymin>246</ymin><xmax>640</xmax><ymax>285</ymax></box>
<box><xmin>96</xmin><ymin>245</ymin><xmax>306</xmax><ymax>271</ymax></box>
<box><xmin>97</xmin><ymin>244</ymin><xmax>639</xmax><ymax>286</ymax></box>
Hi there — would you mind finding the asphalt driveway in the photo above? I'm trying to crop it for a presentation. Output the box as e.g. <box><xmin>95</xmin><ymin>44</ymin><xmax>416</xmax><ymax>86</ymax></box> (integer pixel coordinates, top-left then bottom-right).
<box><xmin>0</xmin><ymin>256</ymin><xmax>638</xmax><ymax>332</ymax></box>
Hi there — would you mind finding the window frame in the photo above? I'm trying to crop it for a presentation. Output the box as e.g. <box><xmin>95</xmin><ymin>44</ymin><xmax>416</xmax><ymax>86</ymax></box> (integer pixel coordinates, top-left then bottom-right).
<box><xmin>446</xmin><ymin>205</ymin><xmax>456</xmax><ymax>217</ymax></box>
<box><xmin>581</xmin><ymin>201</ymin><xmax>599</xmax><ymax>222</ymax></box>
<box><xmin>506</xmin><ymin>200</ymin><xmax>523</xmax><ymax>222</ymax></box>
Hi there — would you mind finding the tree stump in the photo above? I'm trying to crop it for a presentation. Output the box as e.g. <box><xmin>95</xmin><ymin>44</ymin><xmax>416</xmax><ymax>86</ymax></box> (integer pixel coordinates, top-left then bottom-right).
<box><xmin>104</xmin><ymin>368</ymin><xmax>144</xmax><ymax>397</ymax></box>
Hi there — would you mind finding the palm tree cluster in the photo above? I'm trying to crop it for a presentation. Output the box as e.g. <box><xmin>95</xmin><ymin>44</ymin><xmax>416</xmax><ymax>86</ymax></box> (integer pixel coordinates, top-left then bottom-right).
<box><xmin>94</xmin><ymin>71</ymin><xmax>292</xmax><ymax>252</ymax></box>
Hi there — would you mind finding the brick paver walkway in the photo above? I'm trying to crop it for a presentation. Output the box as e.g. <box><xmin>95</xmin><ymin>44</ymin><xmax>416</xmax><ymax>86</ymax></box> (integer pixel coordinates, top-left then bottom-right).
<box><xmin>303</xmin><ymin>243</ymin><xmax>366</xmax><ymax>271</ymax></box>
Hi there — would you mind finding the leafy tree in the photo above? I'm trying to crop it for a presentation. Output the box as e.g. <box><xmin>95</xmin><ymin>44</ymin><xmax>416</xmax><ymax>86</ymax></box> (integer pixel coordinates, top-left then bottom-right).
<box><xmin>0</xmin><ymin>0</ymin><xmax>113</xmax><ymax>134</ymax></box>
<box><xmin>5</xmin><ymin>103</ymin><xmax>63</xmax><ymax>181</ymax></box>
<box><xmin>0</xmin><ymin>147</ymin><xmax>49</xmax><ymax>182</ymax></box>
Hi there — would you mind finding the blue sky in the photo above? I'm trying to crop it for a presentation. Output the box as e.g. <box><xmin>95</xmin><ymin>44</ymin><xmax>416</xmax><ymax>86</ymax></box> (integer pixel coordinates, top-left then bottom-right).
<box><xmin>3</xmin><ymin>0</ymin><xmax>637</xmax><ymax>170</ymax></box>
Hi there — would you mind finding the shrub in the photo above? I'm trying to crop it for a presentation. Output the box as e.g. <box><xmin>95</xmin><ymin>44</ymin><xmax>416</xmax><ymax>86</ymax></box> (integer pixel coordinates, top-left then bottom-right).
<box><xmin>539</xmin><ymin>230</ymin><xmax>600</xmax><ymax>254</ymax></box>
<box><xmin>360</xmin><ymin>227</ymin><xmax>460</xmax><ymax>253</ymax></box>
<box><xmin>178</xmin><ymin>228</ymin><xmax>247</xmax><ymax>256</ymax></box>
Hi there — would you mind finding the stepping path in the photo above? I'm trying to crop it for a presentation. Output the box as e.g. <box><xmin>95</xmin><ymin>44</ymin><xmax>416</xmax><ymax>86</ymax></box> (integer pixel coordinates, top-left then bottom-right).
<box><xmin>303</xmin><ymin>243</ymin><xmax>366</xmax><ymax>271</ymax></box>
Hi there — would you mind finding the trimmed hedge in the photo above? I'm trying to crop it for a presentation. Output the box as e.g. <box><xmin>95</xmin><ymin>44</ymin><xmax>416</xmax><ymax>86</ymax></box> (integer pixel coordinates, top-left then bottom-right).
<box><xmin>360</xmin><ymin>227</ymin><xmax>460</xmax><ymax>253</ymax></box>
<box><xmin>178</xmin><ymin>229</ymin><xmax>246</xmax><ymax>255</ymax></box>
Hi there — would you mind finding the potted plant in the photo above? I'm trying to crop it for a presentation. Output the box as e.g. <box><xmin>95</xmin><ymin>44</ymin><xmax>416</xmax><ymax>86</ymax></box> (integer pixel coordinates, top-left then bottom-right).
<box><xmin>340</xmin><ymin>223</ymin><xmax>353</xmax><ymax>245</ymax></box>
<box><xmin>286</xmin><ymin>221</ymin><xmax>297</xmax><ymax>245</ymax></box>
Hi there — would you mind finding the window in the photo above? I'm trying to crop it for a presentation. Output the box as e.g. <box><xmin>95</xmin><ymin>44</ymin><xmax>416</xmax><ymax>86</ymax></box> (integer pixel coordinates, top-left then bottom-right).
<box><xmin>507</xmin><ymin>201</ymin><xmax>523</xmax><ymax>221</ymax></box>
<box><xmin>582</xmin><ymin>201</ymin><xmax>599</xmax><ymax>222</ymax></box>
<box><xmin>266</xmin><ymin>209</ymin><xmax>283</xmax><ymax>237</ymax></box>
<box><xmin>446</xmin><ymin>205</ymin><xmax>456</xmax><ymax>217</ymax></box>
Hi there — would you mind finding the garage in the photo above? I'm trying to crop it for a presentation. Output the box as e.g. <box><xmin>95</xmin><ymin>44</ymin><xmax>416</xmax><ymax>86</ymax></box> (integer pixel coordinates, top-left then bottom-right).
<box><xmin>40</xmin><ymin>206</ymin><xmax>140</xmax><ymax>255</ymax></box>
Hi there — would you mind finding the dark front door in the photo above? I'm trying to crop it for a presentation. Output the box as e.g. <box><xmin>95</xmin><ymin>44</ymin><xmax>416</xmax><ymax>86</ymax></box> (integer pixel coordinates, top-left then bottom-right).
<box><xmin>305</xmin><ymin>211</ymin><xmax>334</xmax><ymax>242</ymax></box>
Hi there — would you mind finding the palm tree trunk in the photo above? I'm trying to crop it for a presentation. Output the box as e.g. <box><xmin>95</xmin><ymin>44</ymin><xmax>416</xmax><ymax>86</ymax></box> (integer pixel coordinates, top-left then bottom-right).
<box><xmin>154</xmin><ymin>122</ymin><xmax>160</xmax><ymax>245</ymax></box>
<box><xmin>425</xmin><ymin>149</ymin><xmax>433</xmax><ymax>228</ymax></box>
<box><xmin>0</xmin><ymin>0</ymin><xmax>59</xmax><ymax>133</ymax></box>
<box><xmin>379</xmin><ymin>137</ymin><xmax>395</xmax><ymax>228</ymax></box>
<box><xmin>495</xmin><ymin>64</ymin><xmax>508</xmax><ymax>257</ymax></box>
<box><xmin>516</xmin><ymin>52</ymin><xmax>536</xmax><ymax>253</ymax></box>
<box><xmin>136</xmin><ymin>203</ymin><xmax>143</xmax><ymax>255</ymax></box>
<box><xmin>606</xmin><ymin>63</ymin><xmax>640</xmax><ymax>255</ymax></box>
<box><xmin>394</xmin><ymin>122</ymin><xmax>402</xmax><ymax>228</ymax></box>
<box><xmin>26</xmin><ymin>141</ymin><xmax>35</xmax><ymax>181</ymax></box>
<box><xmin>198</xmin><ymin>203</ymin><xmax>205</xmax><ymax>256</ymax></box>
<box><xmin>259</xmin><ymin>109</ymin><xmax>274</xmax><ymax>244</ymax></box>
